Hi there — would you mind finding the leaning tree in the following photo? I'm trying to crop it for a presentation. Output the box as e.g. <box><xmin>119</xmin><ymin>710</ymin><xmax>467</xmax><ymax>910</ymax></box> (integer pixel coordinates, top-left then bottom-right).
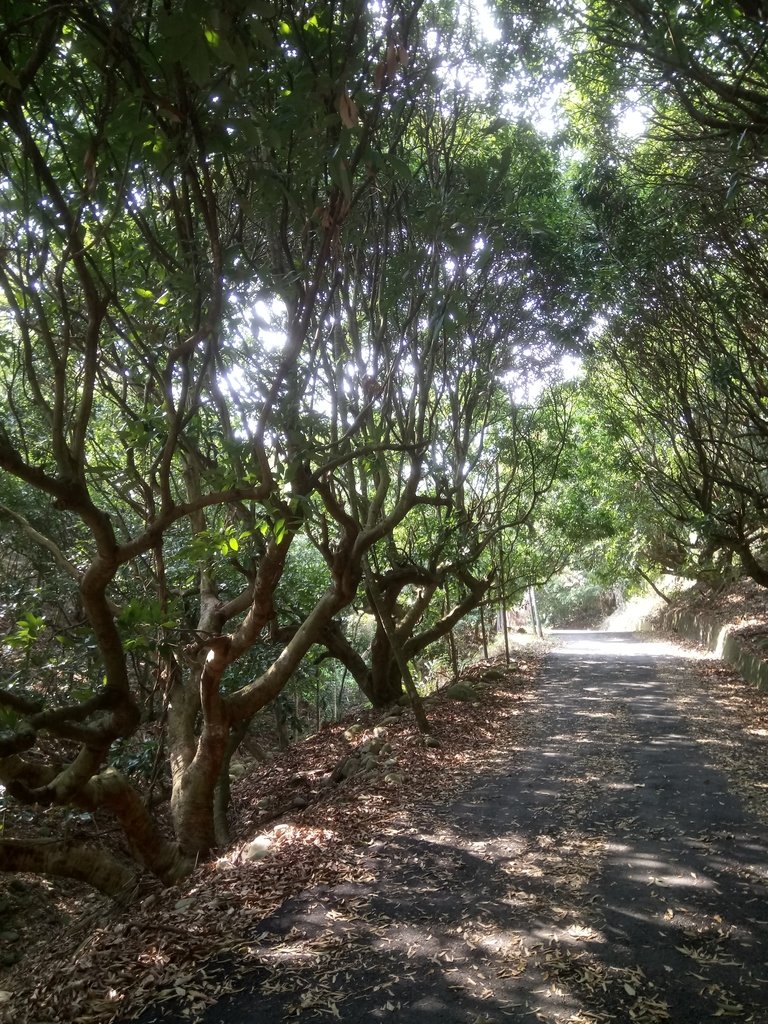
<box><xmin>267</xmin><ymin>94</ymin><xmax>587</xmax><ymax>705</ymax></box>
<box><xmin>0</xmin><ymin>0</ymin><xmax>455</xmax><ymax>892</ymax></box>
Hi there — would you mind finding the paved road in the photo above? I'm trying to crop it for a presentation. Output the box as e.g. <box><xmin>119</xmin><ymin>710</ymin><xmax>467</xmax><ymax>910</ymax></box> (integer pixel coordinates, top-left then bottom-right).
<box><xmin>139</xmin><ymin>632</ymin><xmax>768</xmax><ymax>1023</ymax></box>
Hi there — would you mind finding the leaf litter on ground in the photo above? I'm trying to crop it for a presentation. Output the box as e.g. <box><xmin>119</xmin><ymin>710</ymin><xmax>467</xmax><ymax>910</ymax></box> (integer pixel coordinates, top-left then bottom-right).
<box><xmin>0</xmin><ymin>647</ymin><xmax>544</xmax><ymax>1024</ymax></box>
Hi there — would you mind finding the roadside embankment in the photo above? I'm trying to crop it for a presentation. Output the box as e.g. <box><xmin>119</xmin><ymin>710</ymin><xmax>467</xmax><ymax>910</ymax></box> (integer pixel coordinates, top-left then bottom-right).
<box><xmin>637</xmin><ymin>593</ymin><xmax>768</xmax><ymax>693</ymax></box>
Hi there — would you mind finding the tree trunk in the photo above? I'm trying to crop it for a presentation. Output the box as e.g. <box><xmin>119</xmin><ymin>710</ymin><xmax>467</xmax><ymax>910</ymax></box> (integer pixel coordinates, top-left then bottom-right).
<box><xmin>528</xmin><ymin>584</ymin><xmax>544</xmax><ymax>638</ymax></box>
<box><xmin>445</xmin><ymin>584</ymin><xmax>459</xmax><ymax>683</ymax></box>
<box><xmin>480</xmin><ymin>603</ymin><xmax>488</xmax><ymax>660</ymax></box>
<box><xmin>169</xmin><ymin>637</ymin><xmax>231</xmax><ymax>858</ymax></box>
<box><xmin>83</xmin><ymin>767</ymin><xmax>191</xmax><ymax>884</ymax></box>
<box><xmin>494</xmin><ymin>464</ymin><xmax>511</xmax><ymax>664</ymax></box>
<box><xmin>635</xmin><ymin>564</ymin><xmax>672</xmax><ymax>604</ymax></box>
<box><xmin>213</xmin><ymin>718</ymin><xmax>251</xmax><ymax>848</ymax></box>
<box><xmin>3</xmin><ymin>754</ymin><xmax>190</xmax><ymax>888</ymax></box>
<box><xmin>403</xmin><ymin>573</ymin><xmax>491</xmax><ymax>666</ymax></box>
<box><xmin>0</xmin><ymin>838</ymin><xmax>137</xmax><ymax>899</ymax></box>
<box><xmin>499</xmin><ymin>590</ymin><xmax>511</xmax><ymax>663</ymax></box>
<box><xmin>171</xmin><ymin>757</ymin><xmax>226</xmax><ymax>858</ymax></box>
<box><xmin>274</xmin><ymin>698</ymin><xmax>291</xmax><ymax>750</ymax></box>
<box><xmin>368</xmin><ymin>652</ymin><xmax>404</xmax><ymax>706</ymax></box>
<box><xmin>335</xmin><ymin>667</ymin><xmax>347</xmax><ymax>719</ymax></box>
<box><xmin>364</xmin><ymin>561</ymin><xmax>430</xmax><ymax>733</ymax></box>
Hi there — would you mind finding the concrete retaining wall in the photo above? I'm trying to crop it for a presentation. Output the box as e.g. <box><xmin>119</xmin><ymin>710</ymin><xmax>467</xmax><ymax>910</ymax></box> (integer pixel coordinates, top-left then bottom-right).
<box><xmin>640</xmin><ymin>606</ymin><xmax>768</xmax><ymax>693</ymax></box>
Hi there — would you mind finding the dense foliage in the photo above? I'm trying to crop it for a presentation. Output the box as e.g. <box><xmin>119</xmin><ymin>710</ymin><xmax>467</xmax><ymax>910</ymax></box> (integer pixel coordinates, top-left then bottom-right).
<box><xmin>1</xmin><ymin>0</ymin><xmax>767</xmax><ymax>893</ymax></box>
<box><xmin>0</xmin><ymin>0</ymin><xmax>585</xmax><ymax>892</ymax></box>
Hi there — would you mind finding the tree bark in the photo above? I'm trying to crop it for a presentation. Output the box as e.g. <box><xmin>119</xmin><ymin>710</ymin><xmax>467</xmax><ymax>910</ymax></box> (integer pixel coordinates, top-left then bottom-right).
<box><xmin>635</xmin><ymin>564</ymin><xmax>672</xmax><ymax>604</ymax></box>
<box><xmin>214</xmin><ymin>718</ymin><xmax>251</xmax><ymax>847</ymax></box>
<box><xmin>0</xmin><ymin>838</ymin><xmax>136</xmax><ymax>899</ymax></box>
<box><xmin>404</xmin><ymin>573</ymin><xmax>491</xmax><ymax>659</ymax></box>
<box><xmin>445</xmin><ymin>584</ymin><xmax>460</xmax><ymax>683</ymax></box>
<box><xmin>363</xmin><ymin>561</ymin><xmax>430</xmax><ymax>733</ymax></box>
<box><xmin>368</xmin><ymin>625</ymin><xmax>404</xmax><ymax>705</ymax></box>
<box><xmin>277</xmin><ymin>619</ymin><xmax>375</xmax><ymax>700</ymax></box>
<box><xmin>736</xmin><ymin>542</ymin><xmax>768</xmax><ymax>589</ymax></box>
<box><xmin>169</xmin><ymin>645</ymin><xmax>230</xmax><ymax>857</ymax></box>
<box><xmin>528</xmin><ymin>584</ymin><xmax>544</xmax><ymax>638</ymax></box>
<box><xmin>82</xmin><ymin>767</ymin><xmax>191</xmax><ymax>883</ymax></box>
<box><xmin>2</xmin><ymin>757</ymin><xmax>190</xmax><ymax>887</ymax></box>
<box><xmin>303</xmin><ymin>572</ymin><xmax>491</xmax><ymax>706</ymax></box>
<box><xmin>273</xmin><ymin>698</ymin><xmax>291</xmax><ymax>750</ymax></box>
<box><xmin>369</xmin><ymin>655</ymin><xmax>405</xmax><ymax>706</ymax></box>
<box><xmin>495</xmin><ymin>463</ymin><xmax>511</xmax><ymax>664</ymax></box>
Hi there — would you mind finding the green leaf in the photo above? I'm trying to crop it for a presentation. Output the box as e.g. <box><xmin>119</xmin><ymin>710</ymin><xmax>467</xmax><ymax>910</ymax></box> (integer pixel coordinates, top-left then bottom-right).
<box><xmin>388</xmin><ymin>155</ymin><xmax>412</xmax><ymax>181</ymax></box>
<box><xmin>186</xmin><ymin>35</ymin><xmax>211</xmax><ymax>87</ymax></box>
<box><xmin>6</xmin><ymin>612</ymin><xmax>45</xmax><ymax>648</ymax></box>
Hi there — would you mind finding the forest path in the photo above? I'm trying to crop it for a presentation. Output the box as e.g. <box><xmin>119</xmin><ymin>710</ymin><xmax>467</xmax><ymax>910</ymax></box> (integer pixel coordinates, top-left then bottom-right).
<box><xmin>143</xmin><ymin>632</ymin><xmax>768</xmax><ymax>1024</ymax></box>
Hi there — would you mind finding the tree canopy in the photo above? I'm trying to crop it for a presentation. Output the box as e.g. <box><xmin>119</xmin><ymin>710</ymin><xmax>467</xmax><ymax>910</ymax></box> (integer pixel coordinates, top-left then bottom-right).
<box><xmin>1</xmin><ymin>0</ymin><xmax>767</xmax><ymax>894</ymax></box>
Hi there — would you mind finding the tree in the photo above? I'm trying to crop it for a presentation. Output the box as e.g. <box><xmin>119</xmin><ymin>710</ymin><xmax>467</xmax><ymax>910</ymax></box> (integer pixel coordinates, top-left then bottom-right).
<box><xmin>590</xmin><ymin>242</ymin><xmax>768</xmax><ymax>586</ymax></box>
<box><xmin>279</xmin><ymin>94</ymin><xmax>586</xmax><ymax>704</ymax></box>
<box><xmin>506</xmin><ymin>1</ymin><xmax>768</xmax><ymax>592</ymax></box>
<box><xmin>0</xmin><ymin>0</ymin><xmax>450</xmax><ymax>892</ymax></box>
<box><xmin>0</xmin><ymin>0</ymin><xmax>587</xmax><ymax>895</ymax></box>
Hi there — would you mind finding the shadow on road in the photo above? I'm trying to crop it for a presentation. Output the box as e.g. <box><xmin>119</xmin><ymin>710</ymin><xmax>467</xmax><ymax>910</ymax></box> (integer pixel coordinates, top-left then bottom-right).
<box><xmin>134</xmin><ymin>631</ymin><xmax>768</xmax><ymax>1024</ymax></box>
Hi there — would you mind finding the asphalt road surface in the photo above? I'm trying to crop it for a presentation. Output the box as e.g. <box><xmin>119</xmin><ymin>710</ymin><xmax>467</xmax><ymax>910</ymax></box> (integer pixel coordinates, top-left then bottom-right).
<box><xmin>136</xmin><ymin>631</ymin><xmax>768</xmax><ymax>1024</ymax></box>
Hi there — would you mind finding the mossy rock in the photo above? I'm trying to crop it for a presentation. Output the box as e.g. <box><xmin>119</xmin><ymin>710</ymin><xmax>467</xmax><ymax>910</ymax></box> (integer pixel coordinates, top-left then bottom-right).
<box><xmin>483</xmin><ymin>668</ymin><xmax>507</xmax><ymax>680</ymax></box>
<box><xmin>361</xmin><ymin>736</ymin><xmax>386</xmax><ymax>754</ymax></box>
<box><xmin>445</xmin><ymin>681</ymin><xmax>479</xmax><ymax>702</ymax></box>
<box><xmin>341</xmin><ymin>755</ymin><xmax>361</xmax><ymax>778</ymax></box>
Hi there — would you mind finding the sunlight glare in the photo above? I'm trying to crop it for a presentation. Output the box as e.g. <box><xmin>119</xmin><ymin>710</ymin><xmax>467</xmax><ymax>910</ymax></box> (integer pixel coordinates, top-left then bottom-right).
<box><xmin>616</xmin><ymin>90</ymin><xmax>650</xmax><ymax>139</ymax></box>
<box><xmin>461</xmin><ymin>0</ymin><xmax>501</xmax><ymax>43</ymax></box>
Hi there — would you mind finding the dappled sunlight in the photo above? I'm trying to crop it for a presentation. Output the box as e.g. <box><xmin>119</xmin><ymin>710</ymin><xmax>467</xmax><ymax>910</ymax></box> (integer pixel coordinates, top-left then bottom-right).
<box><xmin>693</xmin><ymin>736</ymin><xmax>740</xmax><ymax>748</ymax></box>
<box><xmin>110</xmin><ymin>628</ymin><xmax>768</xmax><ymax>1024</ymax></box>
<box><xmin>549</xmin><ymin>630</ymin><xmax>690</xmax><ymax>659</ymax></box>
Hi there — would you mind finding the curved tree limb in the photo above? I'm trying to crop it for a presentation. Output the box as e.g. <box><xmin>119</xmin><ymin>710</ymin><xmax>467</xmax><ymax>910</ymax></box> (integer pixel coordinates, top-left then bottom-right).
<box><xmin>0</xmin><ymin>501</ymin><xmax>82</xmax><ymax>581</ymax></box>
<box><xmin>0</xmin><ymin>838</ymin><xmax>137</xmax><ymax>899</ymax></box>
